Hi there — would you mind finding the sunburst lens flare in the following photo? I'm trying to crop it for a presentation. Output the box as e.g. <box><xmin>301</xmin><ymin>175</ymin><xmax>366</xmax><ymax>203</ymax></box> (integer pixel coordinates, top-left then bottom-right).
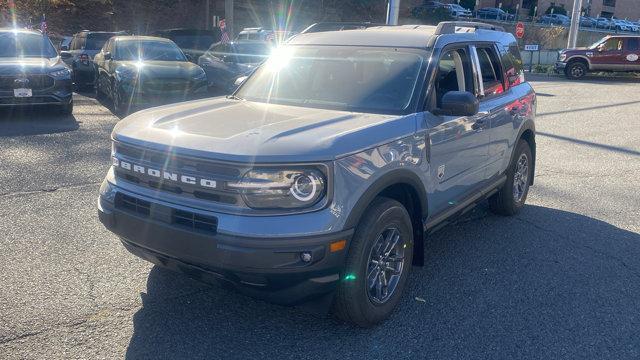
<box><xmin>265</xmin><ymin>46</ymin><xmax>293</xmax><ymax>73</ymax></box>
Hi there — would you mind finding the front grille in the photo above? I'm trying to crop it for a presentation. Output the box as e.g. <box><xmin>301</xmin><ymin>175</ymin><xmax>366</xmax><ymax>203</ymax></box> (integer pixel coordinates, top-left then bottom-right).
<box><xmin>116</xmin><ymin>143</ymin><xmax>241</xmax><ymax>177</ymax></box>
<box><xmin>142</xmin><ymin>78</ymin><xmax>190</xmax><ymax>92</ymax></box>
<box><xmin>115</xmin><ymin>193</ymin><xmax>151</xmax><ymax>216</ymax></box>
<box><xmin>114</xmin><ymin>142</ymin><xmax>244</xmax><ymax>206</ymax></box>
<box><xmin>0</xmin><ymin>75</ymin><xmax>55</xmax><ymax>90</ymax></box>
<box><xmin>173</xmin><ymin>209</ymin><xmax>218</xmax><ymax>234</ymax></box>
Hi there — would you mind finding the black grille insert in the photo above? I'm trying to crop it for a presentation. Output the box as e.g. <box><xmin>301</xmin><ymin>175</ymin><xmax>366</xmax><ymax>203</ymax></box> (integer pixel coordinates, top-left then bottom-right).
<box><xmin>115</xmin><ymin>193</ymin><xmax>151</xmax><ymax>216</ymax></box>
<box><xmin>0</xmin><ymin>75</ymin><xmax>55</xmax><ymax>90</ymax></box>
<box><xmin>173</xmin><ymin>209</ymin><xmax>218</xmax><ymax>234</ymax></box>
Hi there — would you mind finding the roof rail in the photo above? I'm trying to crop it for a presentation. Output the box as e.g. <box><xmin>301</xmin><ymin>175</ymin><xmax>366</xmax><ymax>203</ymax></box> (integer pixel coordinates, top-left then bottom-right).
<box><xmin>434</xmin><ymin>21</ymin><xmax>505</xmax><ymax>35</ymax></box>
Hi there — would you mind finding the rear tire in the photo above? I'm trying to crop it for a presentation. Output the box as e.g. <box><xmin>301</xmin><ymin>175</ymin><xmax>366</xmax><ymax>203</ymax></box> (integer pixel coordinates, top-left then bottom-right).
<box><xmin>565</xmin><ymin>61</ymin><xmax>587</xmax><ymax>79</ymax></box>
<box><xmin>332</xmin><ymin>197</ymin><xmax>414</xmax><ymax>327</ymax></box>
<box><xmin>489</xmin><ymin>139</ymin><xmax>533</xmax><ymax>216</ymax></box>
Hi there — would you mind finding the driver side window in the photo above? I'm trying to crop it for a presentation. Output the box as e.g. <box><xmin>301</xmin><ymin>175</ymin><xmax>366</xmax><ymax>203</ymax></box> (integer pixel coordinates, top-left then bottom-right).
<box><xmin>603</xmin><ymin>38</ymin><xmax>623</xmax><ymax>52</ymax></box>
<box><xmin>433</xmin><ymin>48</ymin><xmax>474</xmax><ymax>108</ymax></box>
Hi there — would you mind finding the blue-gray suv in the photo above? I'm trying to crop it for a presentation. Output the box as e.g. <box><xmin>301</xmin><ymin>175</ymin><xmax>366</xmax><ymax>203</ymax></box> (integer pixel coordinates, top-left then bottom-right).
<box><xmin>98</xmin><ymin>22</ymin><xmax>536</xmax><ymax>327</ymax></box>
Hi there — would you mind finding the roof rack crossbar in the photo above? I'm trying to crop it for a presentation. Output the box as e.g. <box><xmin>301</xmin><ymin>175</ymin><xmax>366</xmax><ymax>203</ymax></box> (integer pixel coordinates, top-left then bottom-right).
<box><xmin>434</xmin><ymin>21</ymin><xmax>505</xmax><ymax>35</ymax></box>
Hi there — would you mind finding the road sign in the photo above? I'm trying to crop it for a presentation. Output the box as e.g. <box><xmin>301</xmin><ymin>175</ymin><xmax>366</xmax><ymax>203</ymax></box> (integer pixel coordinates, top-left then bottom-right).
<box><xmin>516</xmin><ymin>22</ymin><xmax>525</xmax><ymax>38</ymax></box>
<box><xmin>524</xmin><ymin>44</ymin><xmax>539</xmax><ymax>51</ymax></box>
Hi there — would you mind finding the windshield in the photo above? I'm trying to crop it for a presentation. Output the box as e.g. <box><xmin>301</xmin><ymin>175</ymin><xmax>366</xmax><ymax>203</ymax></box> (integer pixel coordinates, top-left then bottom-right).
<box><xmin>116</xmin><ymin>40</ymin><xmax>186</xmax><ymax>61</ymax></box>
<box><xmin>85</xmin><ymin>33</ymin><xmax>114</xmax><ymax>50</ymax></box>
<box><xmin>236</xmin><ymin>46</ymin><xmax>425</xmax><ymax>114</ymax></box>
<box><xmin>588</xmin><ymin>37</ymin><xmax>609</xmax><ymax>49</ymax></box>
<box><xmin>0</xmin><ymin>32</ymin><xmax>57</xmax><ymax>58</ymax></box>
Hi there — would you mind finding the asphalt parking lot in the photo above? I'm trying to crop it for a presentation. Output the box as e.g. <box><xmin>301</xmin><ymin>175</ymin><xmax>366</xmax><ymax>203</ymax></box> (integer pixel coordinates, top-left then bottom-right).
<box><xmin>1</xmin><ymin>75</ymin><xmax>639</xmax><ymax>359</ymax></box>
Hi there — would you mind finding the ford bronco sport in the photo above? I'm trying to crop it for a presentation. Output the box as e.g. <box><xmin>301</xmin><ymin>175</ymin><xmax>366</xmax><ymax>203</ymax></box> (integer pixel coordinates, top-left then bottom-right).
<box><xmin>98</xmin><ymin>22</ymin><xmax>536</xmax><ymax>327</ymax></box>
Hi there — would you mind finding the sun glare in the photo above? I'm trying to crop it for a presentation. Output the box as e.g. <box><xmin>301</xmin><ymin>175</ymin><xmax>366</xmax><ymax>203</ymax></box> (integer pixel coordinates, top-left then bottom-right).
<box><xmin>265</xmin><ymin>46</ymin><xmax>293</xmax><ymax>72</ymax></box>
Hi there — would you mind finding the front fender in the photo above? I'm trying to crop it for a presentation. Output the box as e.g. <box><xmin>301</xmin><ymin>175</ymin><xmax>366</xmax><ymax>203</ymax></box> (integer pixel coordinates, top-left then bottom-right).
<box><xmin>343</xmin><ymin>168</ymin><xmax>428</xmax><ymax>230</ymax></box>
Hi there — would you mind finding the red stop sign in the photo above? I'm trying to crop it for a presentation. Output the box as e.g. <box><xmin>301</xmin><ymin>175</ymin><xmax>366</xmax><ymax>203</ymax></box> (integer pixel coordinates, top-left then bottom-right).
<box><xmin>516</xmin><ymin>22</ymin><xmax>525</xmax><ymax>38</ymax></box>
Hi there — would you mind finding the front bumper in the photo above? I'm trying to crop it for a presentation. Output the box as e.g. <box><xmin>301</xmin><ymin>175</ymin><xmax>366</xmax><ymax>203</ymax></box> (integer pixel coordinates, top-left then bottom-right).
<box><xmin>73</xmin><ymin>63</ymin><xmax>96</xmax><ymax>86</ymax></box>
<box><xmin>120</xmin><ymin>81</ymin><xmax>209</xmax><ymax>107</ymax></box>
<box><xmin>98</xmin><ymin>187</ymin><xmax>353</xmax><ymax>305</ymax></box>
<box><xmin>554</xmin><ymin>61</ymin><xmax>567</xmax><ymax>72</ymax></box>
<box><xmin>0</xmin><ymin>78</ymin><xmax>73</xmax><ymax>107</ymax></box>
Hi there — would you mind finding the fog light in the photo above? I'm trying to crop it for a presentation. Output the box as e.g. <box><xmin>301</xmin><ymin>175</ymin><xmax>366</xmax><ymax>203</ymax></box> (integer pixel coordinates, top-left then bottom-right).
<box><xmin>300</xmin><ymin>252</ymin><xmax>312</xmax><ymax>263</ymax></box>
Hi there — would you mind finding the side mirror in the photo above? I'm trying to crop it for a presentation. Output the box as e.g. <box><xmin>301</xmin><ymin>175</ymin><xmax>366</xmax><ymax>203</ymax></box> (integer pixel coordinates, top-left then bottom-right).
<box><xmin>60</xmin><ymin>51</ymin><xmax>72</xmax><ymax>60</ymax></box>
<box><xmin>104</xmin><ymin>52</ymin><xmax>112</xmax><ymax>60</ymax></box>
<box><xmin>222</xmin><ymin>55</ymin><xmax>234</xmax><ymax>63</ymax></box>
<box><xmin>185</xmin><ymin>54</ymin><xmax>194</xmax><ymax>62</ymax></box>
<box><xmin>60</xmin><ymin>45</ymin><xmax>69</xmax><ymax>51</ymax></box>
<box><xmin>434</xmin><ymin>91</ymin><xmax>479</xmax><ymax>117</ymax></box>
<box><xmin>597</xmin><ymin>44</ymin><xmax>605</xmax><ymax>52</ymax></box>
<box><xmin>234</xmin><ymin>76</ymin><xmax>248</xmax><ymax>87</ymax></box>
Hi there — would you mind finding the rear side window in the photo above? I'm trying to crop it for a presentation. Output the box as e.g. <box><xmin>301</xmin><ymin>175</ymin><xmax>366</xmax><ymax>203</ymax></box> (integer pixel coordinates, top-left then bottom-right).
<box><xmin>628</xmin><ymin>38</ymin><xmax>639</xmax><ymax>51</ymax></box>
<box><xmin>500</xmin><ymin>42</ymin><xmax>524</xmax><ymax>89</ymax></box>
<box><xmin>475</xmin><ymin>46</ymin><xmax>504</xmax><ymax>99</ymax></box>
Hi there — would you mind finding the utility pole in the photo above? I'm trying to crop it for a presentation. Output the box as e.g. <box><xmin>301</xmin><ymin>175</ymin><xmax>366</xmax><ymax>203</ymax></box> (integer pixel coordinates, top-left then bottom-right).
<box><xmin>386</xmin><ymin>0</ymin><xmax>400</xmax><ymax>25</ymax></box>
<box><xmin>225</xmin><ymin>0</ymin><xmax>234</xmax><ymax>36</ymax></box>
<box><xmin>205</xmin><ymin>0</ymin><xmax>210</xmax><ymax>30</ymax></box>
<box><xmin>567</xmin><ymin>0</ymin><xmax>583</xmax><ymax>49</ymax></box>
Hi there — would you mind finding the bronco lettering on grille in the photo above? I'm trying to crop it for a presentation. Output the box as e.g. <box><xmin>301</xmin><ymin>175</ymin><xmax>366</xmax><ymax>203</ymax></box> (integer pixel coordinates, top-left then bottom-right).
<box><xmin>113</xmin><ymin>158</ymin><xmax>217</xmax><ymax>189</ymax></box>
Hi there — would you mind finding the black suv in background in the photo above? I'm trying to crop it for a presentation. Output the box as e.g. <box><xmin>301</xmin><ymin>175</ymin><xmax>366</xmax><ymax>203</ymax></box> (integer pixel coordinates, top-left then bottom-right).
<box><xmin>151</xmin><ymin>28</ymin><xmax>221</xmax><ymax>62</ymax></box>
<box><xmin>94</xmin><ymin>36</ymin><xmax>208</xmax><ymax>116</ymax></box>
<box><xmin>61</xmin><ymin>31</ymin><xmax>125</xmax><ymax>88</ymax></box>
<box><xmin>0</xmin><ymin>29</ymin><xmax>73</xmax><ymax>114</ymax></box>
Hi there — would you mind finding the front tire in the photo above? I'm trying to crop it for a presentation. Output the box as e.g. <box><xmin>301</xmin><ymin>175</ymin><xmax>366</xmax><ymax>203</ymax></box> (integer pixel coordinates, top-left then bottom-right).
<box><xmin>332</xmin><ymin>197</ymin><xmax>414</xmax><ymax>327</ymax></box>
<box><xmin>565</xmin><ymin>61</ymin><xmax>587</xmax><ymax>79</ymax></box>
<box><xmin>112</xmin><ymin>85</ymin><xmax>129</xmax><ymax>117</ymax></box>
<box><xmin>489</xmin><ymin>139</ymin><xmax>533</xmax><ymax>216</ymax></box>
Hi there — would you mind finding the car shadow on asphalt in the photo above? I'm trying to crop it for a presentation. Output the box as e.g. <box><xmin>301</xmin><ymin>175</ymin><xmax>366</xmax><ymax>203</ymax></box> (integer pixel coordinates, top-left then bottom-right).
<box><xmin>0</xmin><ymin>107</ymin><xmax>79</xmax><ymax>137</ymax></box>
<box><xmin>124</xmin><ymin>204</ymin><xmax>640</xmax><ymax>359</ymax></box>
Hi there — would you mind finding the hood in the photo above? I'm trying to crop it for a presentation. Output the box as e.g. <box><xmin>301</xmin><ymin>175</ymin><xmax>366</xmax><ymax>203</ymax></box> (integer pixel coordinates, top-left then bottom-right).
<box><xmin>561</xmin><ymin>47</ymin><xmax>590</xmax><ymax>55</ymax></box>
<box><xmin>117</xmin><ymin>60</ymin><xmax>202</xmax><ymax>79</ymax></box>
<box><xmin>0</xmin><ymin>57</ymin><xmax>67</xmax><ymax>75</ymax></box>
<box><xmin>112</xmin><ymin>97</ymin><xmax>417</xmax><ymax>163</ymax></box>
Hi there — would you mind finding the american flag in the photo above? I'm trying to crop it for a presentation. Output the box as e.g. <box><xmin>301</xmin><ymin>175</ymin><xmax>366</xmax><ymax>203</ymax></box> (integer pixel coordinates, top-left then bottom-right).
<box><xmin>219</xmin><ymin>19</ymin><xmax>230</xmax><ymax>44</ymax></box>
<box><xmin>40</xmin><ymin>14</ymin><xmax>47</xmax><ymax>34</ymax></box>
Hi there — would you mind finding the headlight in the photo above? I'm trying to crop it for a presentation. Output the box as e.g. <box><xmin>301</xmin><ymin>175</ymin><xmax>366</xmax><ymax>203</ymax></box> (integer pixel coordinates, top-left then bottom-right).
<box><xmin>49</xmin><ymin>68</ymin><xmax>71</xmax><ymax>79</ymax></box>
<box><xmin>229</xmin><ymin>169</ymin><xmax>326</xmax><ymax>209</ymax></box>
<box><xmin>559</xmin><ymin>53</ymin><xmax>567</xmax><ymax>62</ymax></box>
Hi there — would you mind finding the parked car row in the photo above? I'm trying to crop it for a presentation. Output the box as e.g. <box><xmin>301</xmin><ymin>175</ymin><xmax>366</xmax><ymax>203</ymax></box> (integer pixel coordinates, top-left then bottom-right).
<box><xmin>538</xmin><ymin>14</ymin><xmax>640</xmax><ymax>32</ymax></box>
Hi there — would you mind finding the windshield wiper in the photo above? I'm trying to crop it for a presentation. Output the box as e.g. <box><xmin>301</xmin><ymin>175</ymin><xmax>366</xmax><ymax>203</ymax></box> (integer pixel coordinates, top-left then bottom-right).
<box><xmin>226</xmin><ymin>94</ymin><xmax>243</xmax><ymax>101</ymax></box>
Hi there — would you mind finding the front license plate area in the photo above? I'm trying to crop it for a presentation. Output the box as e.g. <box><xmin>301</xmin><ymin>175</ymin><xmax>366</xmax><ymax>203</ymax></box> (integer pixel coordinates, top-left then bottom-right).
<box><xmin>14</xmin><ymin>88</ymin><xmax>33</xmax><ymax>98</ymax></box>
